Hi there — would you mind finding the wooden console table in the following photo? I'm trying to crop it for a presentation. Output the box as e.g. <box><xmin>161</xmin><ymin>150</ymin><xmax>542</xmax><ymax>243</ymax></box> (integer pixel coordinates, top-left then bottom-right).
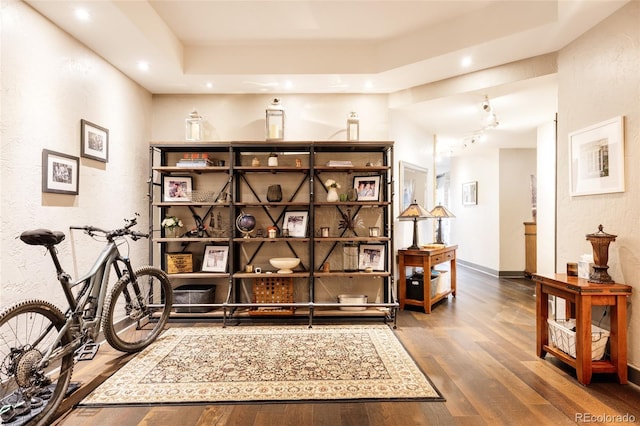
<box><xmin>398</xmin><ymin>245</ymin><xmax>457</xmax><ymax>313</ymax></box>
<box><xmin>533</xmin><ymin>273</ymin><xmax>632</xmax><ymax>385</ymax></box>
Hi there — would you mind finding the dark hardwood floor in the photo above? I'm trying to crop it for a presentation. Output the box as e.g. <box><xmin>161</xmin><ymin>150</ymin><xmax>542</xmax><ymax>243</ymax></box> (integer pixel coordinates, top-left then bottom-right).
<box><xmin>54</xmin><ymin>266</ymin><xmax>640</xmax><ymax>425</ymax></box>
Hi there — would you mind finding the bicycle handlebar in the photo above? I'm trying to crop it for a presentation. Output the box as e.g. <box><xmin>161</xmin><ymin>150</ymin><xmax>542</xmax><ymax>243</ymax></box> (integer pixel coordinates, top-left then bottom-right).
<box><xmin>70</xmin><ymin>214</ymin><xmax>149</xmax><ymax>241</ymax></box>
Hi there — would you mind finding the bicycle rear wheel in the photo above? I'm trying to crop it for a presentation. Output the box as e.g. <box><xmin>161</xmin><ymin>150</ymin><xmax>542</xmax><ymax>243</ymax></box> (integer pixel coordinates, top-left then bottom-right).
<box><xmin>0</xmin><ymin>300</ymin><xmax>74</xmax><ymax>426</ymax></box>
<box><xmin>102</xmin><ymin>266</ymin><xmax>173</xmax><ymax>353</ymax></box>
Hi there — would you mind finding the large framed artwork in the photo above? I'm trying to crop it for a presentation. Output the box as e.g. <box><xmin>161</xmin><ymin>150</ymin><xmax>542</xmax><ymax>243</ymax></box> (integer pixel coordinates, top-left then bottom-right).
<box><xmin>81</xmin><ymin>119</ymin><xmax>109</xmax><ymax>163</ymax></box>
<box><xmin>399</xmin><ymin>161</ymin><xmax>428</xmax><ymax>211</ymax></box>
<box><xmin>42</xmin><ymin>149</ymin><xmax>79</xmax><ymax>195</ymax></box>
<box><xmin>569</xmin><ymin>116</ymin><xmax>625</xmax><ymax>196</ymax></box>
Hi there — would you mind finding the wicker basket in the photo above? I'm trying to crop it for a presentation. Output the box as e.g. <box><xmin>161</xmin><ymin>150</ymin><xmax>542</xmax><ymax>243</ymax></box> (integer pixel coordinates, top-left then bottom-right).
<box><xmin>189</xmin><ymin>190</ymin><xmax>216</xmax><ymax>203</ymax></box>
<box><xmin>250</xmin><ymin>276</ymin><xmax>295</xmax><ymax>315</ymax></box>
<box><xmin>547</xmin><ymin>318</ymin><xmax>610</xmax><ymax>360</ymax></box>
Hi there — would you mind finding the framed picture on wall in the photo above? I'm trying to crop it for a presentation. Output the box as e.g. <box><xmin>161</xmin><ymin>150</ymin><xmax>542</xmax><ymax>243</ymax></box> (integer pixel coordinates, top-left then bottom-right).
<box><xmin>462</xmin><ymin>181</ymin><xmax>477</xmax><ymax>205</ymax></box>
<box><xmin>569</xmin><ymin>116</ymin><xmax>625</xmax><ymax>196</ymax></box>
<box><xmin>81</xmin><ymin>119</ymin><xmax>109</xmax><ymax>163</ymax></box>
<box><xmin>42</xmin><ymin>149</ymin><xmax>79</xmax><ymax>195</ymax></box>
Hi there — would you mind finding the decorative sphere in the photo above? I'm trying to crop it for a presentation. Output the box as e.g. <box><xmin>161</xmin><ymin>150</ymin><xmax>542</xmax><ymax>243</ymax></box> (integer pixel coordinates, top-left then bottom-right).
<box><xmin>236</xmin><ymin>213</ymin><xmax>256</xmax><ymax>233</ymax></box>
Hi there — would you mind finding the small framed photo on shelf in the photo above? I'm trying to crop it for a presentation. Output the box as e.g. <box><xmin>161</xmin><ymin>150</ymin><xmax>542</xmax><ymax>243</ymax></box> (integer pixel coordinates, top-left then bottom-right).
<box><xmin>353</xmin><ymin>175</ymin><xmax>381</xmax><ymax>201</ymax></box>
<box><xmin>42</xmin><ymin>149</ymin><xmax>79</xmax><ymax>195</ymax></box>
<box><xmin>162</xmin><ymin>175</ymin><xmax>192</xmax><ymax>202</ymax></box>
<box><xmin>80</xmin><ymin>119</ymin><xmax>109</xmax><ymax>163</ymax></box>
<box><xmin>165</xmin><ymin>253</ymin><xmax>193</xmax><ymax>274</ymax></box>
<box><xmin>462</xmin><ymin>181</ymin><xmax>477</xmax><ymax>205</ymax></box>
<box><xmin>282</xmin><ymin>211</ymin><xmax>309</xmax><ymax>238</ymax></box>
<box><xmin>201</xmin><ymin>245</ymin><xmax>229</xmax><ymax>273</ymax></box>
<box><xmin>358</xmin><ymin>244</ymin><xmax>386</xmax><ymax>271</ymax></box>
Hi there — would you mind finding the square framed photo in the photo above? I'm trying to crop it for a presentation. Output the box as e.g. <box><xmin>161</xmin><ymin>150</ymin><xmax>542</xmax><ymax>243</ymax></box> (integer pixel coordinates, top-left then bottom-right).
<box><xmin>42</xmin><ymin>149</ymin><xmax>79</xmax><ymax>195</ymax></box>
<box><xmin>358</xmin><ymin>244</ymin><xmax>386</xmax><ymax>271</ymax></box>
<box><xmin>353</xmin><ymin>175</ymin><xmax>381</xmax><ymax>201</ymax></box>
<box><xmin>81</xmin><ymin>119</ymin><xmax>109</xmax><ymax>163</ymax></box>
<box><xmin>569</xmin><ymin>116</ymin><xmax>625</xmax><ymax>196</ymax></box>
<box><xmin>282</xmin><ymin>211</ymin><xmax>309</xmax><ymax>238</ymax></box>
<box><xmin>202</xmin><ymin>245</ymin><xmax>229</xmax><ymax>273</ymax></box>
<box><xmin>162</xmin><ymin>176</ymin><xmax>193</xmax><ymax>202</ymax></box>
<box><xmin>462</xmin><ymin>181</ymin><xmax>477</xmax><ymax>205</ymax></box>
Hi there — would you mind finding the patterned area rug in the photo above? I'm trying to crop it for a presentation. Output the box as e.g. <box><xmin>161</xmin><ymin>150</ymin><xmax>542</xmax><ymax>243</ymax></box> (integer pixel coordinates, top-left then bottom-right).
<box><xmin>81</xmin><ymin>325</ymin><xmax>443</xmax><ymax>405</ymax></box>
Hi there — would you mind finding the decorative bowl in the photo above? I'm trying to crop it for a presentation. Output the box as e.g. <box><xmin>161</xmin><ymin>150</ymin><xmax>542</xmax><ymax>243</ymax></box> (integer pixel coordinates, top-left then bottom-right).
<box><xmin>269</xmin><ymin>257</ymin><xmax>300</xmax><ymax>274</ymax></box>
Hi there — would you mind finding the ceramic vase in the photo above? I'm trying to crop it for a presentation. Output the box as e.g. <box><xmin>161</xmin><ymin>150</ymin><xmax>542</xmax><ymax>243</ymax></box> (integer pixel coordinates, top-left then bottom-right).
<box><xmin>326</xmin><ymin>187</ymin><xmax>339</xmax><ymax>202</ymax></box>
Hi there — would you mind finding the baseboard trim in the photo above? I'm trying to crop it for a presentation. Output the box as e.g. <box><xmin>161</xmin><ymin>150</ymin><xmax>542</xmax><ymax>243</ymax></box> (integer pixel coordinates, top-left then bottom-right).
<box><xmin>628</xmin><ymin>364</ymin><xmax>640</xmax><ymax>387</ymax></box>
<box><xmin>456</xmin><ymin>260</ymin><xmax>498</xmax><ymax>277</ymax></box>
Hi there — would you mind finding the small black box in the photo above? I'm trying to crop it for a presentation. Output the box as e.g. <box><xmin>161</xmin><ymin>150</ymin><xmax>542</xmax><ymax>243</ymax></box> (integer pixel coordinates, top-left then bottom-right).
<box><xmin>406</xmin><ymin>274</ymin><xmax>424</xmax><ymax>300</ymax></box>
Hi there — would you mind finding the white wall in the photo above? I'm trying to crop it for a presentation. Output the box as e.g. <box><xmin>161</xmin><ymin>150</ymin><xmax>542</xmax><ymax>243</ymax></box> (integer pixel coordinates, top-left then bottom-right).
<box><xmin>556</xmin><ymin>1</ymin><xmax>640</xmax><ymax>370</ymax></box>
<box><xmin>450</xmin><ymin>150</ymin><xmax>501</xmax><ymax>272</ymax></box>
<box><xmin>499</xmin><ymin>148</ymin><xmax>537</xmax><ymax>273</ymax></box>
<box><xmin>536</xmin><ymin>121</ymin><xmax>557</xmax><ymax>276</ymax></box>
<box><xmin>0</xmin><ymin>1</ymin><xmax>152</xmax><ymax>308</ymax></box>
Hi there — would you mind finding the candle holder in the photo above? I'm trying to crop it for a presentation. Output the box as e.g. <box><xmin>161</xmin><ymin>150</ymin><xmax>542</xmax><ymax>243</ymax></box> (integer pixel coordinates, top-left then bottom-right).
<box><xmin>585</xmin><ymin>224</ymin><xmax>616</xmax><ymax>283</ymax></box>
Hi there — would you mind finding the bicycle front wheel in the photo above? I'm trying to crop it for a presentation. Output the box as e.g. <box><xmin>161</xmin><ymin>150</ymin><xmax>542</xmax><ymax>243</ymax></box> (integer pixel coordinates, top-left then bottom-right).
<box><xmin>102</xmin><ymin>266</ymin><xmax>173</xmax><ymax>353</ymax></box>
<box><xmin>0</xmin><ymin>300</ymin><xmax>74</xmax><ymax>426</ymax></box>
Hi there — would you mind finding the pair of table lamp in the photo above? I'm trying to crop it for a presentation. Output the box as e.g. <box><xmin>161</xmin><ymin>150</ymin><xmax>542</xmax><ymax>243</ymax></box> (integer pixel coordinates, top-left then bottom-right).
<box><xmin>398</xmin><ymin>201</ymin><xmax>455</xmax><ymax>249</ymax></box>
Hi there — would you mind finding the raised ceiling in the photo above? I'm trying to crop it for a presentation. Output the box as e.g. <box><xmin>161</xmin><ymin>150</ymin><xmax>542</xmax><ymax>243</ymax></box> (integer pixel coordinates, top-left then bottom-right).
<box><xmin>25</xmin><ymin>0</ymin><xmax>629</xmax><ymax>153</ymax></box>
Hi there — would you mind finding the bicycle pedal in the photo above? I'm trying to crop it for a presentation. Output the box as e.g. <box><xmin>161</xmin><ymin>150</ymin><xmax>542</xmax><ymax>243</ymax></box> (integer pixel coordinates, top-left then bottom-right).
<box><xmin>75</xmin><ymin>342</ymin><xmax>100</xmax><ymax>361</ymax></box>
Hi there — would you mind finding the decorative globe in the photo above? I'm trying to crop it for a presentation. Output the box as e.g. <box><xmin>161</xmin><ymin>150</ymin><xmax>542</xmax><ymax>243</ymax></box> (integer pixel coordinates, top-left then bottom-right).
<box><xmin>236</xmin><ymin>212</ymin><xmax>256</xmax><ymax>238</ymax></box>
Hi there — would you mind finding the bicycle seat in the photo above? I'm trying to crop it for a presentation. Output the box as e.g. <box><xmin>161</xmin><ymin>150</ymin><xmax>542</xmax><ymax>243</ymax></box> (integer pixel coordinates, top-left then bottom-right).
<box><xmin>20</xmin><ymin>229</ymin><xmax>65</xmax><ymax>246</ymax></box>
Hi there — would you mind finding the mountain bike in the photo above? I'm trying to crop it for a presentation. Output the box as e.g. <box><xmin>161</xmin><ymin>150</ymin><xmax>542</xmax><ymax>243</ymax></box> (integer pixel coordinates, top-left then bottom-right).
<box><xmin>0</xmin><ymin>214</ymin><xmax>173</xmax><ymax>425</ymax></box>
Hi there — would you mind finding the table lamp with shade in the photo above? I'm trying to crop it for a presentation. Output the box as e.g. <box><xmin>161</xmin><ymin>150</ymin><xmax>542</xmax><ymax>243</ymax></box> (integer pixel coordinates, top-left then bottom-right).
<box><xmin>429</xmin><ymin>204</ymin><xmax>455</xmax><ymax>245</ymax></box>
<box><xmin>398</xmin><ymin>200</ymin><xmax>433</xmax><ymax>249</ymax></box>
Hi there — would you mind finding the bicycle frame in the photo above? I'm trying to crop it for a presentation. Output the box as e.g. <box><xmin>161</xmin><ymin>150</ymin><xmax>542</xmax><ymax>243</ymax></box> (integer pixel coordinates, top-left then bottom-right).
<box><xmin>36</xmin><ymin>238</ymin><xmax>135</xmax><ymax>370</ymax></box>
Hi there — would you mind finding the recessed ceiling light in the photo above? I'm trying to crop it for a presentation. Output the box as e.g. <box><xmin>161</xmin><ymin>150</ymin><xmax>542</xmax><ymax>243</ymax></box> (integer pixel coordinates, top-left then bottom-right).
<box><xmin>284</xmin><ymin>80</ymin><xmax>293</xmax><ymax>90</ymax></box>
<box><xmin>364</xmin><ymin>80</ymin><xmax>374</xmax><ymax>90</ymax></box>
<box><xmin>206</xmin><ymin>82</ymin><xmax>213</xmax><ymax>89</ymax></box>
<box><xmin>461</xmin><ymin>56</ymin><xmax>472</xmax><ymax>68</ymax></box>
<box><xmin>137</xmin><ymin>61</ymin><xmax>150</xmax><ymax>71</ymax></box>
<box><xmin>74</xmin><ymin>8</ymin><xmax>90</xmax><ymax>22</ymax></box>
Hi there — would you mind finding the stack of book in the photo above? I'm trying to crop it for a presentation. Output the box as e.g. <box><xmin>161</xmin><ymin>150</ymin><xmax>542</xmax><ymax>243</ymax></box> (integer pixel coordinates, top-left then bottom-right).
<box><xmin>176</xmin><ymin>153</ymin><xmax>213</xmax><ymax>167</ymax></box>
<box><xmin>326</xmin><ymin>160</ymin><xmax>353</xmax><ymax>167</ymax></box>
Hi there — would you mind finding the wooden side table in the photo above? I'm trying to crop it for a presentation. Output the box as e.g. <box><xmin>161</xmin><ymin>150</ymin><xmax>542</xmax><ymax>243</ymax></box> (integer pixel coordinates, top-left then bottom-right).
<box><xmin>533</xmin><ymin>273</ymin><xmax>632</xmax><ymax>385</ymax></box>
<box><xmin>398</xmin><ymin>245</ymin><xmax>457</xmax><ymax>313</ymax></box>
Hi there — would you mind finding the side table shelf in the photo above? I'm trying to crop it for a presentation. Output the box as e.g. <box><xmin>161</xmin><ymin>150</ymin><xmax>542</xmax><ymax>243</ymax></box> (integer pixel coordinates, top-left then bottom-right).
<box><xmin>398</xmin><ymin>246</ymin><xmax>457</xmax><ymax>313</ymax></box>
<box><xmin>533</xmin><ymin>273</ymin><xmax>632</xmax><ymax>385</ymax></box>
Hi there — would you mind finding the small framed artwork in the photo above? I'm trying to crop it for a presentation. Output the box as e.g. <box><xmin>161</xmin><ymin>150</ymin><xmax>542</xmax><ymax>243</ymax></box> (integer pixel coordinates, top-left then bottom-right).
<box><xmin>80</xmin><ymin>119</ymin><xmax>109</xmax><ymax>163</ymax></box>
<box><xmin>162</xmin><ymin>176</ymin><xmax>192</xmax><ymax>202</ymax></box>
<box><xmin>201</xmin><ymin>245</ymin><xmax>229</xmax><ymax>273</ymax></box>
<box><xmin>569</xmin><ymin>116</ymin><xmax>625</xmax><ymax>196</ymax></box>
<box><xmin>42</xmin><ymin>149</ymin><xmax>79</xmax><ymax>195</ymax></box>
<box><xmin>353</xmin><ymin>175</ymin><xmax>381</xmax><ymax>201</ymax></box>
<box><xmin>358</xmin><ymin>244</ymin><xmax>386</xmax><ymax>271</ymax></box>
<box><xmin>462</xmin><ymin>181</ymin><xmax>477</xmax><ymax>206</ymax></box>
<box><xmin>282</xmin><ymin>211</ymin><xmax>309</xmax><ymax>238</ymax></box>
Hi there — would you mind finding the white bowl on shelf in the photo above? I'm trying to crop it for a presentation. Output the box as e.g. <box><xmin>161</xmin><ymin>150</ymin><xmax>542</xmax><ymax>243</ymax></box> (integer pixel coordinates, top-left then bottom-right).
<box><xmin>269</xmin><ymin>257</ymin><xmax>300</xmax><ymax>274</ymax></box>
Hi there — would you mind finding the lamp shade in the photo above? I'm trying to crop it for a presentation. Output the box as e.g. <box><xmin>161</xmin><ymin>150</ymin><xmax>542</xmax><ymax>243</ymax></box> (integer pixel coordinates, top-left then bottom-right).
<box><xmin>429</xmin><ymin>204</ymin><xmax>455</xmax><ymax>218</ymax></box>
<box><xmin>398</xmin><ymin>201</ymin><xmax>432</xmax><ymax>220</ymax></box>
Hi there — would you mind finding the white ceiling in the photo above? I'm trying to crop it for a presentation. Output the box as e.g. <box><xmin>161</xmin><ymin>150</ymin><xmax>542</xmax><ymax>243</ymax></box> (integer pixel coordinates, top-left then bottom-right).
<box><xmin>25</xmin><ymin>0</ymin><xmax>629</xmax><ymax>155</ymax></box>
